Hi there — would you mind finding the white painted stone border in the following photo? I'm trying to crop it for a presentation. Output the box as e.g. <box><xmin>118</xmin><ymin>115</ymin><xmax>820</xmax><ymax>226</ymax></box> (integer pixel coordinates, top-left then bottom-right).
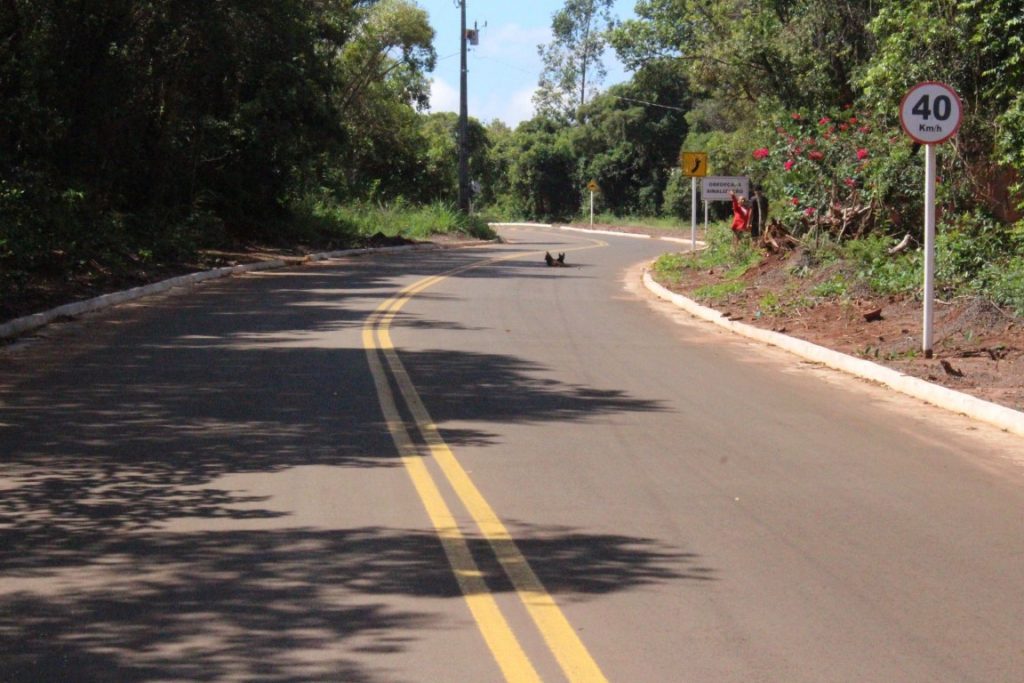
<box><xmin>548</xmin><ymin>222</ymin><xmax>1022</xmax><ymax>436</ymax></box>
<box><xmin>0</xmin><ymin>240</ymin><xmax>485</xmax><ymax>341</ymax></box>
<box><xmin>643</xmin><ymin>271</ymin><xmax>1024</xmax><ymax>438</ymax></box>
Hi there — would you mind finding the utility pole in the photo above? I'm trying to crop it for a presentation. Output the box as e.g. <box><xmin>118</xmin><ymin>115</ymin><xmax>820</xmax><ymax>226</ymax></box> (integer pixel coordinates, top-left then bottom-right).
<box><xmin>457</xmin><ymin>0</ymin><xmax>470</xmax><ymax>214</ymax></box>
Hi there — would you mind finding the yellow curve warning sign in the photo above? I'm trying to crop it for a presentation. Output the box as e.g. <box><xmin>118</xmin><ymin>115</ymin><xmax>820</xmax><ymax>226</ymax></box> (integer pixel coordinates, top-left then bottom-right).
<box><xmin>680</xmin><ymin>152</ymin><xmax>708</xmax><ymax>177</ymax></box>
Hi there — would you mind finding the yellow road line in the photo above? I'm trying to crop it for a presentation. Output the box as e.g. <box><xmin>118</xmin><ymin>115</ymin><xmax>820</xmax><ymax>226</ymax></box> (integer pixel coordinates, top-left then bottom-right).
<box><xmin>363</xmin><ymin>325</ymin><xmax>542</xmax><ymax>683</ymax></box>
<box><xmin>365</xmin><ymin>241</ymin><xmax>611</xmax><ymax>682</ymax></box>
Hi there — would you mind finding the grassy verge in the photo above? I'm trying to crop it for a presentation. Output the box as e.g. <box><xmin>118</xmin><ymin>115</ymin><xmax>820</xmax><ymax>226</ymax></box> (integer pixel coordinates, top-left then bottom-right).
<box><xmin>588</xmin><ymin>213</ymin><xmax>690</xmax><ymax>232</ymax></box>
<box><xmin>652</xmin><ymin>221</ymin><xmax>760</xmax><ymax>299</ymax></box>
<box><xmin>291</xmin><ymin>198</ymin><xmax>496</xmax><ymax>245</ymax></box>
<box><xmin>1</xmin><ymin>199</ymin><xmax>497</xmax><ymax>323</ymax></box>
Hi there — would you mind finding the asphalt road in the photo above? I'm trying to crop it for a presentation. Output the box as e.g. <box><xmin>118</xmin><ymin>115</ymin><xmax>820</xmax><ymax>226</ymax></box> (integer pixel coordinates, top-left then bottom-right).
<box><xmin>1</xmin><ymin>225</ymin><xmax>1022</xmax><ymax>682</ymax></box>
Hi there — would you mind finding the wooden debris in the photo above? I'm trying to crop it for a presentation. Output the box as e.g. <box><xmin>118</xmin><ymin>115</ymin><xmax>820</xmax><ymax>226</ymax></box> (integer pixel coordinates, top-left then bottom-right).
<box><xmin>862</xmin><ymin>307</ymin><xmax>883</xmax><ymax>322</ymax></box>
<box><xmin>940</xmin><ymin>359</ymin><xmax>964</xmax><ymax>377</ymax></box>
<box><xmin>888</xmin><ymin>233</ymin><xmax>912</xmax><ymax>255</ymax></box>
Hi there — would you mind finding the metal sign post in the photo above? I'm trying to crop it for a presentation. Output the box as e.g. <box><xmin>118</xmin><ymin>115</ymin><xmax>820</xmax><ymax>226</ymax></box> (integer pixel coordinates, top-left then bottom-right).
<box><xmin>899</xmin><ymin>82</ymin><xmax>962</xmax><ymax>358</ymax></box>
<box><xmin>587</xmin><ymin>180</ymin><xmax>599</xmax><ymax>226</ymax></box>
<box><xmin>691</xmin><ymin>178</ymin><xmax>697</xmax><ymax>250</ymax></box>
<box><xmin>680</xmin><ymin>152</ymin><xmax>708</xmax><ymax>253</ymax></box>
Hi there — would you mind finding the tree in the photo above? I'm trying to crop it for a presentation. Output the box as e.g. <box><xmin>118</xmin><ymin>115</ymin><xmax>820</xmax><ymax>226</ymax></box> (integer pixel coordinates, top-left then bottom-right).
<box><xmin>610</xmin><ymin>0</ymin><xmax>877</xmax><ymax>117</ymax></box>
<box><xmin>408</xmin><ymin>112</ymin><xmax>489</xmax><ymax>205</ymax></box>
<box><xmin>572</xmin><ymin>74</ymin><xmax>691</xmax><ymax>216</ymax></box>
<box><xmin>535</xmin><ymin>0</ymin><xmax>617</xmax><ymax>119</ymax></box>
<box><xmin>0</xmin><ymin>0</ymin><xmax>440</xmax><ymax>294</ymax></box>
<box><xmin>499</xmin><ymin>118</ymin><xmax>579</xmax><ymax>220</ymax></box>
<box><xmin>858</xmin><ymin>0</ymin><xmax>1024</xmax><ymax>217</ymax></box>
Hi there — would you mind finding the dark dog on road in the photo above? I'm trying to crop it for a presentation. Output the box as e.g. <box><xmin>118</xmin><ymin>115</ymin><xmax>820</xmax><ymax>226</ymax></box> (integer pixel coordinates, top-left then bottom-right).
<box><xmin>544</xmin><ymin>251</ymin><xmax>566</xmax><ymax>267</ymax></box>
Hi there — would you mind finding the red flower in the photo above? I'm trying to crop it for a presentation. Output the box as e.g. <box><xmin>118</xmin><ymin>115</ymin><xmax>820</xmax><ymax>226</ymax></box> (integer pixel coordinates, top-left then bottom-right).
<box><xmin>839</xmin><ymin>123</ymin><xmax>849</xmax><ymax>132</ymax></box>
<box><xmin>791</xmin><ymin>112</ymin><xmax>802</xmax><ymax>120</ymax></box>
<box><xmin>804</xmin><ymin>207</ymin><xmax>816</xmax><ymax>217</ymax></box>
<box><xmin>856</xmin><ymin>148</ymin><xmax>869</xmax><ymax>160</ymax></box>
<box><xmin>752</xmin><ymin>147</ymin><xmax>770</xmax><ymax>160</ymax></box>
<box><xmin>859</xmin><ymin>125</ymin><xmax>871</xmax><ymax>134</ymax></box>
<box><xmin>844</xmin><ymin>177</ymin><xmax>857</xmax><ymax>188</ymax></box>
<box><xmin>791</xmin><ymin>196</ymin><xmax>800</xmax><ymax>206</ymax></box>
<box><xmin>818</xmin><ymin>116</ymin><xmax>831</xmax><ymax>125</ymax></box>
<box><xmin>849</xmin><ymin>117</ymin><xmax>858</xmax><ymax>124</ymax></box>
<box><xmin>784</xmin><ymin>159</ymin><xmax>795</xmax><ymax>171</ymax></box>
<box><xmin>808</xmin><ymin>150</ymin><xmax>824</xmax><ymax>161</ymax></box>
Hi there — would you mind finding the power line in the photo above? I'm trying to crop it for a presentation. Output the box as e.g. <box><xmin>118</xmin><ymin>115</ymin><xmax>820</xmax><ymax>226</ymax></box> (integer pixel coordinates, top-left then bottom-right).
<box><xmin>608</xmin><ymin>95</ymin><xmax>687</xmax><ymax>112</ymax></box>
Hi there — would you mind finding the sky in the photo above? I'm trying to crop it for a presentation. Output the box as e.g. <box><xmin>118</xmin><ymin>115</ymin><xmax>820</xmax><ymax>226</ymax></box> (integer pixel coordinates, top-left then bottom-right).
<box><xmin>417</xmin><ymin>0</ymin><xmax>636</xmax><ymax>127</ymax></box>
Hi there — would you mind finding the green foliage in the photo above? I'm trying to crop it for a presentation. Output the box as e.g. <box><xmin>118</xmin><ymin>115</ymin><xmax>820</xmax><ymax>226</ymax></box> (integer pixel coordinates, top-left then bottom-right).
<box><xmin>405</xmin><ymin>113</ymin><xmax>490</xmax><ymax>206</ymax></box>
<box><xmin>651</xmin><ymin>252</ymin><xmax>692</xmax><ymax>284</ymax></box>
<box><xmin>858</xmin><ymin>0</ymin><xmax>1024</xmax><ymax>212</ymax></box>
<box><xmin>611</xmin><ymin>0</ymin><xmax>876</xmax><ymax>125</ymax></box>
<box><xmin>0</xmin><ymin>0</ymin><xmax>439</xmax><ymax>280</ymax></box>
<box><xmin>843</xmin><ymin>234</ymin><xmax>921</xmax><ymax>295</ymax></box>
<box><xmin>651</xmin><ymin>222</ymin><xmax>763</xmax><ymax>294</ymax></box>
<box><xmin>748</xmin><ymin>108</ymin><xmax>923</xmax><ymax>238</ymax></box>
<box><xmin>812</xmin><ymin>276</ymin><xmax>849</xmax><ymax>298</ymax></box>
<box><xmin>572</xmin><ymin>77</ymin><xmax>690</xmax><ymax>217</ymax></box>
<box><xmin>490</xmin><ymin>117</ymin><xmax>580</xmax><ymax>221</ymax></box>
<box><xmin>485</xmin><ymin>69</ymin><xmax>690</xmax><ymax>221</ymax></box>
<box><xmin>592</xmin><ymin>213</ymin><xmax>683</xmax><ymax>231</ymax></box>
<box><xmin>984</xmin><ymin>255</ymin><xmax>1024</xmax><ymax>314</ymax></box>
<box><xmin>291</xmin><ymin>197</ymin><xmax>495</xmax><ymax>244</ymax></box>
<box><xmin>694</xmin><ymin>280</ymin><xmax>746</xmax><ymax>300</ymax></box>
<box><xmin>937</xmin><ymin>212</ymin><xmax>1024</xmax><ymax>311</ymax></box>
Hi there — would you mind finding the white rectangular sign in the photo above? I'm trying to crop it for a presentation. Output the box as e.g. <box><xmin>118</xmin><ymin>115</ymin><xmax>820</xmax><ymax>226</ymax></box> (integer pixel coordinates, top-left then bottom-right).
<box><xmin>701</xmin><ymin>176</ymin><xmax>749</xmax><ymax>201</ymax></box>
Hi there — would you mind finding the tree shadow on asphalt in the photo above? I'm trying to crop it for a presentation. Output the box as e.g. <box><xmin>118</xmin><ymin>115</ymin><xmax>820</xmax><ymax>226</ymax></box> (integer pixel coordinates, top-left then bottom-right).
<box><xmin>0</xmin><ymin>250</ymin><xmax>703</xmax><ymax>681</ymax></box>
<box><xmin>0</xmin><ymin>524</ymin><xmax>710</xmax><ymax>681</ymax></box>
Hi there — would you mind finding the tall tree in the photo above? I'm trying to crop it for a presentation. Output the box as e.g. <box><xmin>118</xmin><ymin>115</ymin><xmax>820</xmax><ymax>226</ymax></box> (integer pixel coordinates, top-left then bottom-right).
<box><xmin>535</xmin><ymin>0</ymin><xmax>617</xmax><ymax>119</ymax></box>
<box><xmin>610</xmin><ymin>0</ymin><xmax>878</xmax><ymax>114</ymax></box>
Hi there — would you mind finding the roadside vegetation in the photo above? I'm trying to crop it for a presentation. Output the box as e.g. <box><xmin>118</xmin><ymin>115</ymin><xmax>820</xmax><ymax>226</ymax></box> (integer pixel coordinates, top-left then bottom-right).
<box><xmin>2</xmin><ymin>0</ymin><xmax>1023</xmax><ymax>323</ymax></box>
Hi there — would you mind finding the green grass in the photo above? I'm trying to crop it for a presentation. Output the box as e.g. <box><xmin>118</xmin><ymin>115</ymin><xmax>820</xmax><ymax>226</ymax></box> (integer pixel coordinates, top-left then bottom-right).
<box><xmin>695</xmin><ymin>281</ymin><xmax>746</xmax><ymax>299</ymax></box>
<box><xmin>292</xmin><ymin>198</ymin><xmax>496</xmax><ymax>244</ymax></box>
<box><xmin>589</xmin><ymin>212</ymin><xmax>689</xmax><ymax>232</ymax></box>
<box><xmin>652</xmin><ymin>252</ymin><xmax>694</xmax><ymax>284</ymax></box>
<box><xmin>652</xmin><ymin>222</ymin><xmax>761</xmax><ymax>292</ymax></box>
<box><xmin>812</xmin><ymin>276</ymin><xmax>848</xmax><ymax>298</ymax></box>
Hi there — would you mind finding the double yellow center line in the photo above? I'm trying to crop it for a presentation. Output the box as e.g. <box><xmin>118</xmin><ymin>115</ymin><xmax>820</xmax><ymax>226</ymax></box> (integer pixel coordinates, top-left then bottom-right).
<box><xmin>361</xmin><ymin>245</ymin><xmax>608</xmax><ymax>682</ymax></box>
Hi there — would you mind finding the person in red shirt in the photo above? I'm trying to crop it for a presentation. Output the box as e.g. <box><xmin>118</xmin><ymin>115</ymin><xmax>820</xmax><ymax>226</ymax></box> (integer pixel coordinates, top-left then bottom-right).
<box><xmin>729</xmin><ymin>190</ymin><xmax>751</xmax><ymax>243</ymax></box>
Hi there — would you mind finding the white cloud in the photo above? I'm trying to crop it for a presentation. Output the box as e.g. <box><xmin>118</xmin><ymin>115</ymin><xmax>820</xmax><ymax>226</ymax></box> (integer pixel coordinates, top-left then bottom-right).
<box><xmin>431</xmin><ymin>76</ymin><xmax>537</xmax><ymax>127</ymax></box>
<box><xmin>477</xmin><ymin>23</ymin><xmax>551</xmax><ymax>59</ymax></box>
<box><xmin>473</xmin><ymin>85</ymin><xmax>537</xmax><ymax>127</ymax></box>
<box><xmin>503</xmin><ymin>86</ymin><xmax>539</xmax><ymax>126</ymax></box>
<box><xmin>428</xmin><ymin>77</ymin><xmax>459</xmax><ymax>114</ymax></box>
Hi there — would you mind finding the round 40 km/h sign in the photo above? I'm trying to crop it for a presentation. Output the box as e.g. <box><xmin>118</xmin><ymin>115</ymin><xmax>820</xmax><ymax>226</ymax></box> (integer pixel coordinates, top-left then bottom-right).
<box><xmin>900</xmin><ymin>81</ymin><xmax>962</xmax><ymax>144</ymax></box>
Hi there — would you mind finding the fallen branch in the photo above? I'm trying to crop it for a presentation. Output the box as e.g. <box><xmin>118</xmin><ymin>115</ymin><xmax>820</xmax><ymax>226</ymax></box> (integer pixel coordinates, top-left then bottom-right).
<box><xmin>888</xmin><ymin>233</ymin><xmax>912</xmax><ymax>254</ymax></box>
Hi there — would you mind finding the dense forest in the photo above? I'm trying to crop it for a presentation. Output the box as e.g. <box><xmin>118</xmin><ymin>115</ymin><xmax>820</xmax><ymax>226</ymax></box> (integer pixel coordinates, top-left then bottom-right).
<box><xmin>2</xmin><ymin>0</ymin><xmax>1023</xmax><ymax>313</ymax></box>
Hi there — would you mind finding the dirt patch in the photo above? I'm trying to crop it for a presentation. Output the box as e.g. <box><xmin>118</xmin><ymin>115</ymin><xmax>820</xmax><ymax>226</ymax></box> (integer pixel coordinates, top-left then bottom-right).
<box><xmin>581</xmin><ymin>223</ymin><xmax>1023</xmax><ymax>414</ymax></box>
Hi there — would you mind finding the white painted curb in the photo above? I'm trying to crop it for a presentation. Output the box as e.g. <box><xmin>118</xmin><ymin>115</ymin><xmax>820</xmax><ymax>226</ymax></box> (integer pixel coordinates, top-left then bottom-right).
<box><xmin>556</xmin><ymin>224</ymin><xmax>697</xmax><ymax>247</ymax></box>
<box><xmin>644</xmin><ymin>271</ymin><xmax>1024</xmax><ymax>438</ymax></box>
<box><xmin>0</xmin><ymin>240</ymin><xmax>487</xmax><ymax>341</ymax></box>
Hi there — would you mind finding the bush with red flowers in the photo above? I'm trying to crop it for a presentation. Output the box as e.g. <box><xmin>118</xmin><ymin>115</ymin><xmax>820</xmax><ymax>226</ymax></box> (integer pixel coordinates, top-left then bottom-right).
<box><xmin>747</xmin><ymin>108</ymin><xmax>930</xmax><ymax>240</ymax></box>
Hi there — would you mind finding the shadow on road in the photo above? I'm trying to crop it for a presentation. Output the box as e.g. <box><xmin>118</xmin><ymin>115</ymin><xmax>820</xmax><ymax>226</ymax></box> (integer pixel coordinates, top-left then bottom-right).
<box><xmin>0</xmin><ymin>249</ymin><xmax>710</xmax><ymax>680</ymax></box>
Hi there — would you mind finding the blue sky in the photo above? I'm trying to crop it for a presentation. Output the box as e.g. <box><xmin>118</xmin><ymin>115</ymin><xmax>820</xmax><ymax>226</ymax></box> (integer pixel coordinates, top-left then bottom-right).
<box><xmin>417</xmin><ymin>0</ymin><xmax>636</xmax><ymax>126</ymax></box>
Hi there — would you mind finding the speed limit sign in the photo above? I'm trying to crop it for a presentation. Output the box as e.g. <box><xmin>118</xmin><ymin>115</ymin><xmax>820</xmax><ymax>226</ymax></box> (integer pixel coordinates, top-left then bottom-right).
<box><xmin>900</xmin><ymin>82</ymin><xmax>962</xmax><ymax>144</ymax></box>
<box><xmin>899</xmin><ymin>81</ymin><xmax>963</xmax><ymax>357</ymax></box>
